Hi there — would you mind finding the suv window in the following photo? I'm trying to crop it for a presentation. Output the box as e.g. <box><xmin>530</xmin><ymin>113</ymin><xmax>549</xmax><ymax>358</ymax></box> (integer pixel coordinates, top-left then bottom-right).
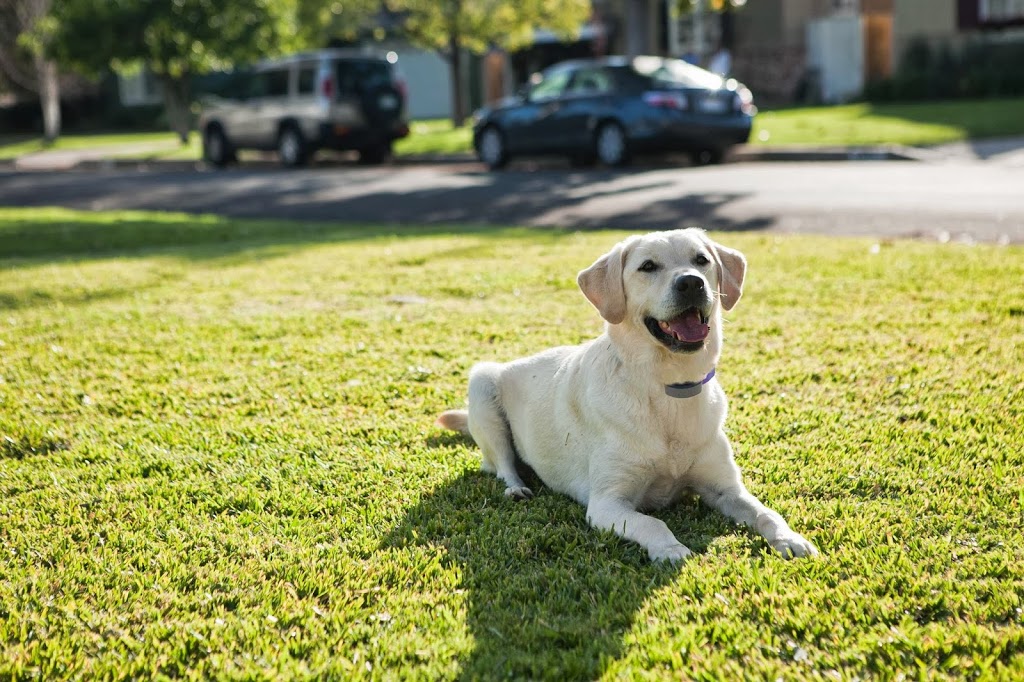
<box><xmin>219</xmin><ymin>71</ymin><xmax>252</xmax><ymax>99</ymax></box>
<box><xmin>262</xmin><ymin>68</ymin><xmax>290</xmax><ymax>97</ymax></box>
<box><xmin>297</xmin><ymin>66</ymin><xmax>316</xmax><ymax>95</ymax></box>
<box><xmin>336</xmin><ymin>60</ymin><xmax>392</xmax><ymax>94</ymax></box>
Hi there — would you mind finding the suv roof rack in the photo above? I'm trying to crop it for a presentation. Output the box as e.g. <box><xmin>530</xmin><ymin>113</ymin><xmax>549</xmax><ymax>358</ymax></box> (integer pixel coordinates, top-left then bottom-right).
<box><xmin>255</xmin><ymin>48</ymin><xmax>390</xmax><ymax>68</ymax></box>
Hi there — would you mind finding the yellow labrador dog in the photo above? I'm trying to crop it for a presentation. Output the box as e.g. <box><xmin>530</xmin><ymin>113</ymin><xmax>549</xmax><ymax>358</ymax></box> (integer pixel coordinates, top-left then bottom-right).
<box><xmin>437</xmin><ymin>229</ymin><xmax>817</xmax><ymax>562</ymax></box>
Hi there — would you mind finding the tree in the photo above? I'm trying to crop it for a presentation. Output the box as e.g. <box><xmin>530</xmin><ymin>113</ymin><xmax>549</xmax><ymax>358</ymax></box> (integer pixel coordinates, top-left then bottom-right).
<box><xmin>294</xmin><ymin>0</ymin><xmax>383</xmax><ymax>47</ymax></box>
<box><xmin>393</xmin><ymin>0</ymin><xmax>591</xmax><ymax>126</ymax></box>
<box><xmin>50</xmin><ymin>0</ymin><xmax>304</xmax><ymax>143</ymax></box>
<box><xmin>0</xmin><ymin>0</ymin><xmax>61</xmax><ymax>142</ymax></box>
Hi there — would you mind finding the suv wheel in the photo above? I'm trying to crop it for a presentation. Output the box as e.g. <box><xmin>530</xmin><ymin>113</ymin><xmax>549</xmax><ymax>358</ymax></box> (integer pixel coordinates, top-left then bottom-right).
<box><xmin>358</xmin><ymin>142</ymin><xmax>392</xmax><ymax>165</ymax></box>
<box><xmin>203</xmin><ymin>126</ymin><xmax>232</xmax><ymax>167</ymax></box>
<box><xmin>595</xmin><ymin>122</ymin><xmax>629</xmax><ymax>167</ymax></box>
<box><xmin>278</xmin><ymin>125</ymin><xmax>308</xmax><ymax>167</ymax></box>
<box><xmin>478</xmin><ymin>126</ymin><xmax>508</xmax><ymax>170</ymax></box>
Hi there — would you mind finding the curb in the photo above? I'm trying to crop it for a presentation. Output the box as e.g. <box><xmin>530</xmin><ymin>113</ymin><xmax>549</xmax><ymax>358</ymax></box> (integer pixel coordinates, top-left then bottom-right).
<box><xmin>2</xmin><ymin>158</ymin><xmax>205</xmax><ymax>173</ymax></box>
<box><xmin>1</xmin><ymin>153</ymin><xmax>479</xmax><ymax>173</ymax></box>
<box><xmin>1</xmin><ymin>147</ymin><xmax>919</xmax><ymax>173</ymax></box>
<box><xmin>731</xmin><ymin>144</ymin><xmax>918</xmax><ymax>163</ymax></box>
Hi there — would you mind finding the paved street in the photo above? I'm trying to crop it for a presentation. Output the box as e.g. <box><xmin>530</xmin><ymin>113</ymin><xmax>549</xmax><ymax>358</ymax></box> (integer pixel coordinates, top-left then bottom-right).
<box><xmin>2</xmin><ymin>158</ymin><xmax>1022</xmax><ymax>243</ymax></box>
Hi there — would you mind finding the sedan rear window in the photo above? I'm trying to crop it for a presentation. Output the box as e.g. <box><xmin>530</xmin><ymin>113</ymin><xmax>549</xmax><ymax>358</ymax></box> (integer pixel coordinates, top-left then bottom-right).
<box><xmin>633</xmin><ymin>57</ymin><xmax>723</xmax><ymax>90</ymax></box>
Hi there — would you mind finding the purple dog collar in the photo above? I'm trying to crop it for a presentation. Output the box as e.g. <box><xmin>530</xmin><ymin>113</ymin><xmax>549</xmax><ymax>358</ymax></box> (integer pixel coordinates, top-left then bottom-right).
<box><xmin>665</xmin><ymin>369</ymin><xmax>716</xmax><ymax>399</ymax></box>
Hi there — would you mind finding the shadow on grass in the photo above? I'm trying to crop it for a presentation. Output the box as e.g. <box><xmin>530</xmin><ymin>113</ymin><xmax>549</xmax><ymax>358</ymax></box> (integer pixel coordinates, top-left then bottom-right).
<box><xmin>382</xmin><ymin>434</ymin><xmax>754</xmax><ymax>679</ymax></box>
<box><xmin>0</xmin><ymin>212</ymin><xmax>544</xmax><ymax>263</ymax></box>
<box><xmin>381</xmin><ymin>469</ymin><xmax>682</xmax><ymax>679</ymax></box>
<box><xmin>0</xmin><ymin>279</ymin><xmax>170</xmax><ymax>311</ymax></box>
<box><xmin>0</xmin><ymin>166</ymin><xmax>773</xmax><ymax>263</ymax></box>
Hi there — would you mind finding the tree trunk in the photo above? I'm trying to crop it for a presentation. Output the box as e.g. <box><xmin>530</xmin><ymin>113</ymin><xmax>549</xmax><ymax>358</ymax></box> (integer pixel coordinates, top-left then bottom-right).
<box><xmin>34</xmin><ymin>55</ymin><xmax>61</xmax><ymax>143</ymax></box>
<box><xmin>160</xmin><ymin>74</ymin><xmax>192</xmax><ymax>144</ymax></box>
<box><xmin>448</xmin><ymin>36</ymin><xmax>465</xmax><ymax>128</ymax></box>
<box><xmin>720</xmin><ymin>5</ymin><xmax>735</xmax><ymax>51</ymax></box>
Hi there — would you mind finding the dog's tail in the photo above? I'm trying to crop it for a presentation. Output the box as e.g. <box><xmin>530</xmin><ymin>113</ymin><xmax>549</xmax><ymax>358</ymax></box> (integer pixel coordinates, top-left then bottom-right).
<box><xmin>436</xmin><ymin>409</ymin><xmax>470</xmax><ymax>435</ymax></box>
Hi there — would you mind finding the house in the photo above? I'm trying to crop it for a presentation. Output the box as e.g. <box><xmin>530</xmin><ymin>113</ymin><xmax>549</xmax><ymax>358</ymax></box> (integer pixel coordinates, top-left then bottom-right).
<box><xmin>734</xmin><ymin>0</ymin><xmax>1024</xmax><ymax>102</ymax></box>
<box><xmin>895</xmin><ymin>0</ymin><xmax>1024</xmax><ymax>56</ymax></box>
<box><xmin>621</xmin><ymin>0</ymin><xmax>1024</xmax><ymax>103</ymax></box>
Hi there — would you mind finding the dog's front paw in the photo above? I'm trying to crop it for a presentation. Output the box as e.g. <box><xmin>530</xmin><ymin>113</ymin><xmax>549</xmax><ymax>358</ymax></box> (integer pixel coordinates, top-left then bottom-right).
<box><xmin>504</xmin><ymin>486</ymin><xmax>534</xmax><ymax>501</ymax></box>
<box><xmin>771</xmin><ymin>533</ymin><xmax>819</xmax><ymax>559</ymax></box>
<box><xmin>649</xmin><ymin>542</ymin><xmax>693</xmax><ymax>564</ymax></box>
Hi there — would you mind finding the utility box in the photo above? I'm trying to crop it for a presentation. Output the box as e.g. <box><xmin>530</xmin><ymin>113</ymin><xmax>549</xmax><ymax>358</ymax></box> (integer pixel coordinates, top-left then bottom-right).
<box><xmin>806</xmin><ymin>14</ymin><xmax>865</xmax><ymax>104</ymax></box>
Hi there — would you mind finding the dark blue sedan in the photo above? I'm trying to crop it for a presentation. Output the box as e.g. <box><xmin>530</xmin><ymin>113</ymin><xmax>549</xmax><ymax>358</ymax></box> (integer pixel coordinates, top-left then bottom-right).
<box><xmin>472</xmin><ymin>56</ymin><xmax>755</xmax><ymax>169</ymax></box>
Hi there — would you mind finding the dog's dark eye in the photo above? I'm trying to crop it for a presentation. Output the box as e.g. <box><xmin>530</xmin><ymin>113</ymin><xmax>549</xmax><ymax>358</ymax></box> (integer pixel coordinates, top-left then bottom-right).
<box><xmin>638</xmin><ymin>260</ymin><xmax>660</xmax><ymax>273</ymax></box>
<box><xmin>693</xmin><ymin>253</ymin><xmax>711</xmax><ymax>266</ymax></box>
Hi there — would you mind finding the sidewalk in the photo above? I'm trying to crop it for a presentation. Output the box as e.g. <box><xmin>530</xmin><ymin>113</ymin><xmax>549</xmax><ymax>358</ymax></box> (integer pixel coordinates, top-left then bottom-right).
<box><xmin>5</xmin><ymin>136</ymin><xmax>1024</xmax><ymax>171</ymax></box>
<box><xmin>9</xmin><ymin>141</ymin><xmax>191</xmax><ymax>171</ymax></box>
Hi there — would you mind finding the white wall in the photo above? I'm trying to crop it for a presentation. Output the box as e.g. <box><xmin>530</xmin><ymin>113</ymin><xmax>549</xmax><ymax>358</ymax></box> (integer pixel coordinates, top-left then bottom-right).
<box><xmin>394</xmin><ymin>47</ymin><xmax>452</xmax><ymax>120</ymax></box>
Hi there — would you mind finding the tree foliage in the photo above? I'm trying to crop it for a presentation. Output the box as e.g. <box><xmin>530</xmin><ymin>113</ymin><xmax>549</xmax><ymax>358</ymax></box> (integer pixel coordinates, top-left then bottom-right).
<box><xmin>294</xmin><ymin>0</ymin><xmax>383</xmax><ymax>47</ymax></box>
<box><xmin>51</xmin><ymin>0</ymin><xmax>303</xmax><ymax>76</ymax></box>
<box><xmin>49</xmin><ymin>0</ymin><xmax>305</xmax><ymax>140</ymax></box>
<box><xmin>0</xmin><ymin>0</ymin><xmax>62</xmax><ymax>140</ymax></box>
<box><xmin>395</xmin><ymin>0</ymin><xmax>590</xmax><ymax>54</ymax></box>
<box><xmin>0</xmin><ymin>0</ymin><xmax>49</xmax><ymax>90</ymax></box>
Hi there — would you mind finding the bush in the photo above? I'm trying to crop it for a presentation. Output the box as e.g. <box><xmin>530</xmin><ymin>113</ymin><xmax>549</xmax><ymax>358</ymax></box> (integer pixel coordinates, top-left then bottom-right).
<box><xmin>100</xmin><ymin>104</ymin><xmax>166</xmax><ymax>130</ymax></box>
<box><xmin>867</xmin><ymin>35</ymin><xmax>1024</xmax><ymax>102</ymax></box>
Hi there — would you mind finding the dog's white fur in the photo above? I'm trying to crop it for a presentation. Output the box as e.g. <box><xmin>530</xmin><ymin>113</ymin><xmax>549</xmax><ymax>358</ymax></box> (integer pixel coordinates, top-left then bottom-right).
<box><xmin>438</xmin><ymin>229</ymin><xmax>817</xmax><ymax>562</ymax></box>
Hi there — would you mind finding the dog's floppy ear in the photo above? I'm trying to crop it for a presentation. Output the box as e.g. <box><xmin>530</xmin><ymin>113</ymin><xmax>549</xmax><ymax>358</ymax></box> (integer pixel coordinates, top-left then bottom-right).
<box><xmin>577</xmin><ymin>238</ymin><xmax>634</xmax><ymax>324</ymax></box>
<box><xmin>700</xmin><ymin>233</ymin><xmax>747</xmax><ymax>311</ymax></box>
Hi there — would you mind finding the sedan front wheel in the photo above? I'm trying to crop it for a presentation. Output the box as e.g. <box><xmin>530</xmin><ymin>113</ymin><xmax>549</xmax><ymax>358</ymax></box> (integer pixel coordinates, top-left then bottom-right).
<box><xmin>595</xmin><ymin>122</ymin><xmax>629</xmax><ymax>167</ymax></box>
<box><xmin>478</xmin><ymin>126</ymin><xmax>508</xmax><ymax>170</ymax></box>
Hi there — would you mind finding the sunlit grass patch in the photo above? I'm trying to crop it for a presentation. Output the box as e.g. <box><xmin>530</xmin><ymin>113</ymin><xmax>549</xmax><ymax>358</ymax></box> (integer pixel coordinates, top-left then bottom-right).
<box><xmin>753</xmin><ymin>97</ymin><xmax>1024</xmax><ymax>146</ymax></box>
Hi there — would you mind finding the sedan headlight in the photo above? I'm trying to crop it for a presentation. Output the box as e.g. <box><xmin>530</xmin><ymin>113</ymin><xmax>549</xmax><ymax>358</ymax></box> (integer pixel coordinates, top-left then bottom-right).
<box><xmin>471</xmin><ymin>109</ymin><xmax>488</xmax><ymax>127</ymax></box>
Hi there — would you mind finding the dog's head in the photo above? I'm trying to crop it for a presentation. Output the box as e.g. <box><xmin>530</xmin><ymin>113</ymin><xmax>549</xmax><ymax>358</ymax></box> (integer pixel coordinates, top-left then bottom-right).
<box><xmin>577</xmin><ymin>229</ymin><xmax>746</xmax><ymax>356</ymax></box>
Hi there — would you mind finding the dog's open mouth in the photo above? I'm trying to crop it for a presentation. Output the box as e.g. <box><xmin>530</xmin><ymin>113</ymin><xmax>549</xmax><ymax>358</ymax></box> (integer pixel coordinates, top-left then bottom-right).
<box><xmin>645</xmin><ymin>308</ymin><xmax>709</xmax><ymax>352</ymax></box>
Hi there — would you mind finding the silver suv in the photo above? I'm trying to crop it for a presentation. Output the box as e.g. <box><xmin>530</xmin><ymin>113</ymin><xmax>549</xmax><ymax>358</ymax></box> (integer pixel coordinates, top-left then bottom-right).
<box><xmin>199</xmin><ymin>49</ymin><xmax>409</xmax><ymax>167</ymax></box>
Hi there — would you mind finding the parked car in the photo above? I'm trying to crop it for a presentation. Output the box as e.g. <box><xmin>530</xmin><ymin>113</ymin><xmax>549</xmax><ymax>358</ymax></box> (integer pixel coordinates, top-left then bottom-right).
<box><xmin>472</xmin><ymin>56</ymin><xmax>755</xmax><ymax>169</ymax></box>
<box><xmin>199</xmin><ymin>49</ymin><xmax>410</xmax><ymax>168</ymax></box>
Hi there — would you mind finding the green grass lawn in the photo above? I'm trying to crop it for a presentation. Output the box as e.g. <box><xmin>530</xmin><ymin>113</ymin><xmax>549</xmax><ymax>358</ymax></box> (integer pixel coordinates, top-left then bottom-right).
<box><xmin>754</xmin><ymin>97</ymin><xmax>1024</xmax><ymax>146</ymax></box>
<box><xmin>0</xmin><ymin>132</ymin><xmax>198</xmax><ymax>161</ymax></box>
<box><xmin>1</xmin><ymin>208</ymin><xmax>1022</xmax><ymax>679</ymax></box>
<box><xmin>395</xmin><ymin>119</ymin><xmax>474</xmax><ymax>156</ymax></box>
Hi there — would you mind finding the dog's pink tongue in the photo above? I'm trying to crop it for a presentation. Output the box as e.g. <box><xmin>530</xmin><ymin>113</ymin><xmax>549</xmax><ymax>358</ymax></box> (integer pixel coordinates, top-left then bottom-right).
<box><xmin>666</xmin><ymin>310</ymin><xmax>709</xmax><ymax>342</ymax></box>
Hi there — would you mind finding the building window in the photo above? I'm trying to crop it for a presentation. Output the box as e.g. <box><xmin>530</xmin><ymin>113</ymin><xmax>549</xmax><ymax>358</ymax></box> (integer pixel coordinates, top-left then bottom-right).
<box><xmin>980</xmin><ymin>0</ymin><xmax>1024</xmax><ymax>20</ymax></box>
<box><xmin>961</xmin><ymin>0</ymin><xmax>1024</xmax><ymax>27</ymax></box>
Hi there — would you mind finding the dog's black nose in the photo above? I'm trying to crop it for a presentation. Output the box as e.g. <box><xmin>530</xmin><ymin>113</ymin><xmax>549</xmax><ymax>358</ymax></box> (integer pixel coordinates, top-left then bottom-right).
<box><xmin>673</xmin><ymin>274</ymin><xmax>705</xmax><ymax>293</ymax></box>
